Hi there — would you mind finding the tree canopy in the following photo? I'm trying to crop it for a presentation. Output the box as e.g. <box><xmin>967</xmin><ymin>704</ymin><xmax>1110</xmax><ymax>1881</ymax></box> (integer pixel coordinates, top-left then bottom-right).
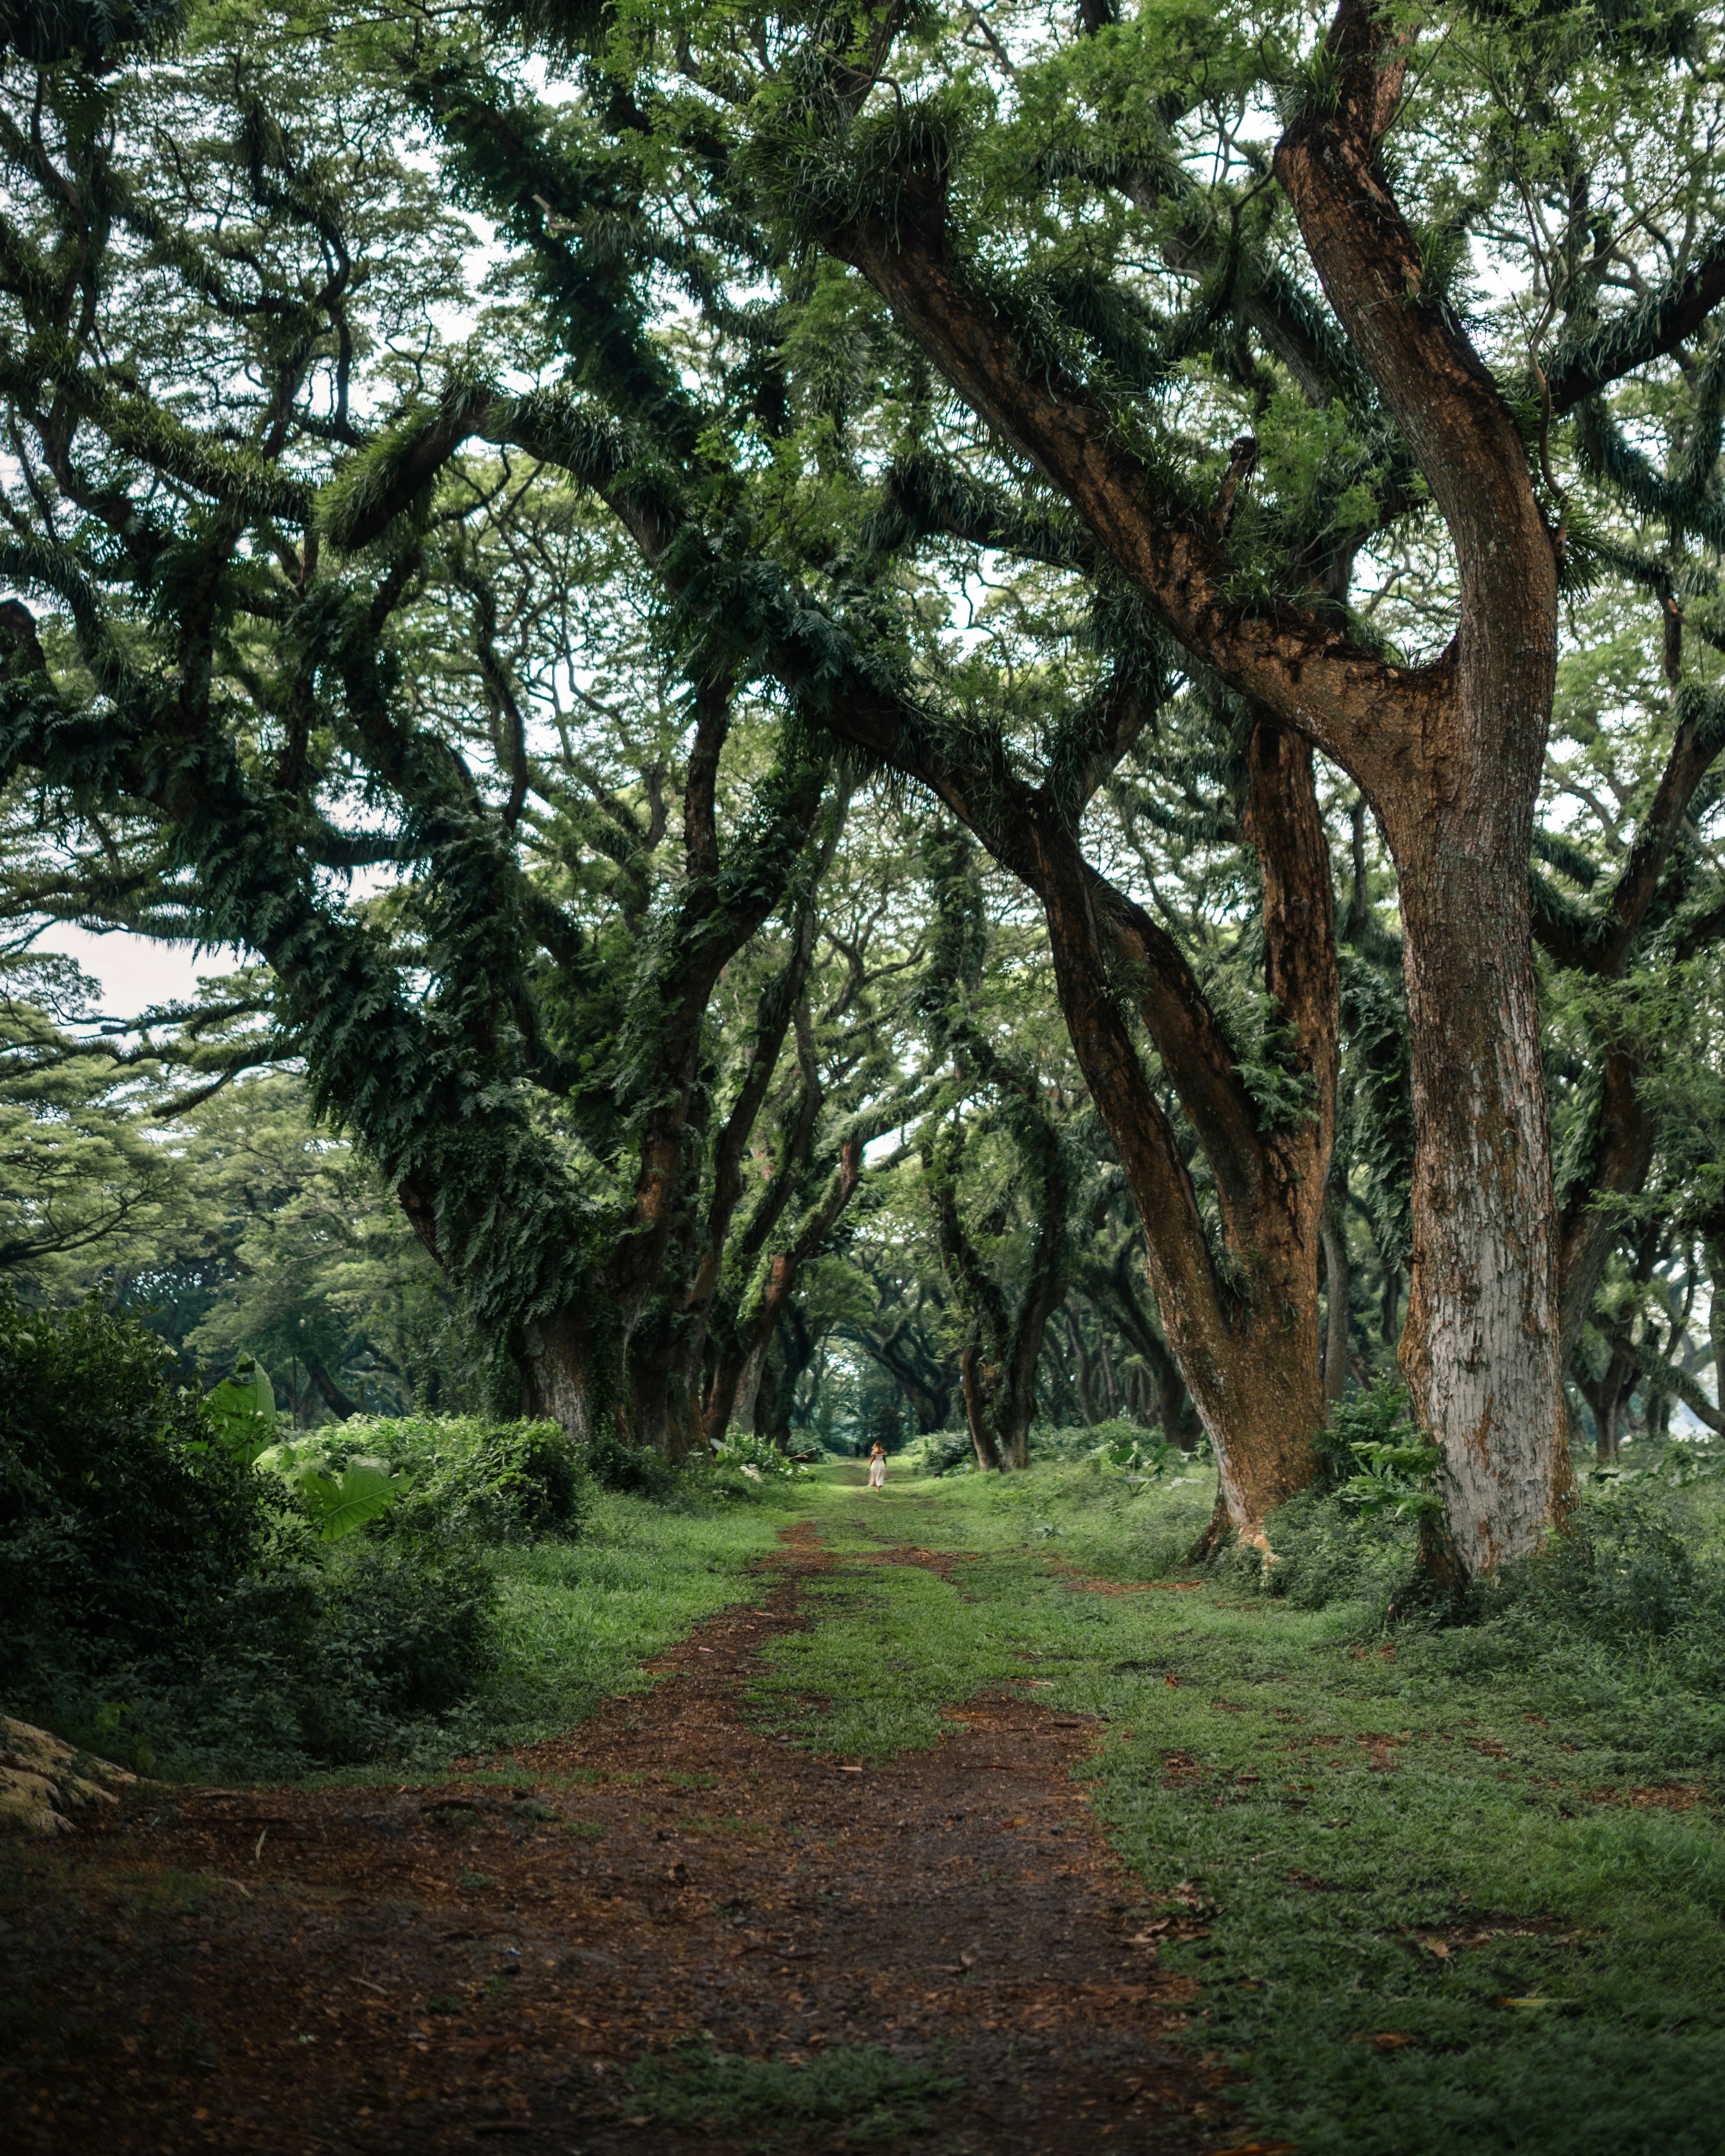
<box><xmin>1</xmin><ymin>0</ymin><xmax>1723</xmax><ymax>1578</ymax></box>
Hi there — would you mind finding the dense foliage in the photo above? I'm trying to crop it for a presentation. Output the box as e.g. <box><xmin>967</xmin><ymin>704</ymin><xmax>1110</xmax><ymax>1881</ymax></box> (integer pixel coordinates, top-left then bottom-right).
<box><xmin>0</xmin><ymin>1294</ymin><xmax>583</xmax><ymax>1770</ymax></box>
<box><xmin>0</xmin><ymin>0</ymin><xmax>1721</xmax><ymax>1571</ymax></box>
<box><xmin>0</xmin><ymin>1289</ymin><xmax>266</xmax><ymax>1678</ymax></box>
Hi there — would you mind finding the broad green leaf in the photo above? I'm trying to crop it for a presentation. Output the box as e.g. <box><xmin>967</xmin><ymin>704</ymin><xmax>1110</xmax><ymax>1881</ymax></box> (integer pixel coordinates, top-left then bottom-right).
<box><xmin>206</xmin><ymin>1358</ymin><xmax>278</xmax><ymax>1464</ymax></box>
<box><xmin>253</xmin><ymin>1441</ymin><xmax>409</xmax><ymax>1540</ymax></box>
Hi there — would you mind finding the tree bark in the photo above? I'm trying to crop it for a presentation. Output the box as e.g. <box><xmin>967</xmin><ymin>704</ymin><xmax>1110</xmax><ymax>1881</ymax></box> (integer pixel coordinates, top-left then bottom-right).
<box><xmin>1320</xmin><ymin>1202</ymin><xmax>1350</xmax><ymax>1409</ymax></box>
<box><xmin>517</xmin><ymin>1307</ymin><xmax>611</xmax><ymax>1443</ymax></box>
<box><xmin>303</xmin><ymin>1352</ymin><xmax>359</xmax><ymax>1422</ymax></box>
<box><xmin>959</xmin><ymin>1345</ymin><xmax>1004</xmax><ymax>1472</ymax></box>
<box><xmin>1385</xmin><ymin>814</ymin><xmax>1567</xmax><ymax>1575</ymax></box>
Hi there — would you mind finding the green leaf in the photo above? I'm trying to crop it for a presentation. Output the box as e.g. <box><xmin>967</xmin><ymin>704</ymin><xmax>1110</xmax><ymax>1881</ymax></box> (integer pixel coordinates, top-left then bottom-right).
<box><xmin>253</xmin><ymin>1441</ymin><xmax>409</xmax><ymax>1540</ymax></box>
<box><xmin>205</xmin><ymin>1358</ymin><xmax>277</xmax><ymax>1464</ymax></box>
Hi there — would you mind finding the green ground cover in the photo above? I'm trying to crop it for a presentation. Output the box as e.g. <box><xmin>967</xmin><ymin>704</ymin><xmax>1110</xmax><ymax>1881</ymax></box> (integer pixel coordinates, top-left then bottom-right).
<box><xmin>409</xmin><ymin>1485</ymin><xmax>798</xmax><ymax>1765</ymax></box>
<box><xmin>13</xmin><ymin>1323</ymin><xmax>1725</xmax><ymax>2153</ymax></box>
<box><xmin>752</xmin><ymin>1464</ymin><xmax>1725</xmax><ymax>2156</ymax></box>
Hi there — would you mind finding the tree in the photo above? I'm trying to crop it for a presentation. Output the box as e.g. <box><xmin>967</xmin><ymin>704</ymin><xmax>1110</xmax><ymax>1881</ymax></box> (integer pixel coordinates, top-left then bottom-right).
<box><xmin>915</xmin><ymin>824</ymin><xmax>1078</xmax><ymax>1469</ymax></box>
<box><xmin>419</xmin><ymin>0</ymin><xmax>1725</xmax><ymax>1575</ymax></box>
<box><xmin>694</xmin><ymin>787</ymin><xmax>929</xmax><ymax>1444</ymax></box>
<box><xmin>0</xmin><ymin>26</ymin><xmax>884</xmax><ymax>1449</ymax></box>
<box><xmin>339</xmin><ymin>11</ymin><xmax>1339</xmax><ymax>1540</ymax></box>
<box><xmin>8</xmin><ymin>0</ymin><xmax>1725</xmax><ymax>1574</ymax></box>
<box><xmin>0</xmin><ymin>953</ymin><xmax>182</xmax><ymax>1281</ymax></box>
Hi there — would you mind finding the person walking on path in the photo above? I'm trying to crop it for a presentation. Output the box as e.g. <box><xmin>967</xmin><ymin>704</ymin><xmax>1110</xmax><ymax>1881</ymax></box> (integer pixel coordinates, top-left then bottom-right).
<box><xmin>868</xmin><ymin>1443</ymin><xmax>887</xmax><ymax>1493</ymax></box>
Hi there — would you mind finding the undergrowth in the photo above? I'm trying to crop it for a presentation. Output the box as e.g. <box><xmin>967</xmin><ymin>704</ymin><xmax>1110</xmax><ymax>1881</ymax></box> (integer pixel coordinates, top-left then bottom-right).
<box><xmin>0</xmin><ymin>1293</ymin><xmax>799</xmax><ymax>1780</ymax></box>
<box><xmin>621</xmin><ymin>2040</ymin><xmax>959</xmax><ymax>2144</ymax></box>
<box><xmin>755</xmin><ymin>1464</ymin><xmax>1725</xmax><ymax>2156</ymax></box>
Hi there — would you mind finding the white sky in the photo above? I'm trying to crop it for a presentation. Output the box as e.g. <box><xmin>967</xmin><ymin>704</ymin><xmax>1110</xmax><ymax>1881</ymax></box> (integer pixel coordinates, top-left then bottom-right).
<box><xmin>38</xmin><ymin>924</ymin><xmax>241</xmax><ymax>1020</ymax></box>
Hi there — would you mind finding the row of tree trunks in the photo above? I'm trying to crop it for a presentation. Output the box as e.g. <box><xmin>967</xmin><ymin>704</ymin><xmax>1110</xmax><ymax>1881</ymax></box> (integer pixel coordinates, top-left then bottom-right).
<box><xmin>799</xmin><ymin>0</ymin><xmax>1580</xmax><ymax>1576</ymax></box>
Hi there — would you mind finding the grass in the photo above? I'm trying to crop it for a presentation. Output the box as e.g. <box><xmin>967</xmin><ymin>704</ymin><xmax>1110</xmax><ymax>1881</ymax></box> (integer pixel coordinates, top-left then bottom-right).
<box><xmin>309</xmin><ymin>1480</ymin><xmax>799</xmax><ymax>1783</ymax></box>
<box><xmin>752</xmin><ymin>1462</ymin><xmax>1725</xmax><ymax>2156</ymax></box>
<box><xmin>621</xmin><ymin>2039</ymin><xmax>960</xmax><ymax>2144</ymax></box>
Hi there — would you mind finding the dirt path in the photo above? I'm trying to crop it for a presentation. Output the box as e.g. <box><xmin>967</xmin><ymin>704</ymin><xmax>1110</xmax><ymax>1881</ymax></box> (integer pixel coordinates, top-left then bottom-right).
<box><xmin>1</xmin><ymin>1516</ymin><xmax>1238</xmax><ymax>2154</ymax></box>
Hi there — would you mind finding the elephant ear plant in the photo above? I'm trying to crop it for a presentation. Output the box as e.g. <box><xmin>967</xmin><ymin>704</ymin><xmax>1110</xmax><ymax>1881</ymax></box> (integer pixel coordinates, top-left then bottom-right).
<box><xmin>202</xmin><ymin>1357</ymin><xmax>279</xmax><ymax>1466</ymax></box>
<box><xmin>251</xmin><ymin>1438</ymin><xmax>413</xmax><ymax>1543</ymax></box>
<box><xmin>202</xmin><ymin>1358</ymin><xmax>413</xmax><ymax>1543</ymax></box>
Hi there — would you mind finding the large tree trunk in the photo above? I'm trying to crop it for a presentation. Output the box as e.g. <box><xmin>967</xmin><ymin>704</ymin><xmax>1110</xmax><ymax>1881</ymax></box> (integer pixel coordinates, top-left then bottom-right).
<box><xmin>959</xmin><ymin>1344</ymin><xmax>1005</xmax><ymax>1472</ymax></box>
<box><xmin>1274</xmin><ymin>0</ymin><xmax>1570</xmax><ymax>1574</ymax></box>
<box><xmin>517</xmin><ymin>1307</ymin><xmax>611</xmax><ymax>1442</ymax></box>
<box><xmin>627</xmin><ymin>1316</ymin><xmax>707</xmax><ymax>1460</ymax></box>
<box><xmin>1029</xmin><ymin>725</ymin><xmax>1335</xmax><ymax>1545</ymax></box>
<box><xmin>1383</xmin><ymin>802</ymin><xmax>1568</xmax><ymax>1577</ymax></box>
<box><xmin>958</xmin><ymin>1285</ymin><xmax>1066</xmax><ymax>1472</ymax></box>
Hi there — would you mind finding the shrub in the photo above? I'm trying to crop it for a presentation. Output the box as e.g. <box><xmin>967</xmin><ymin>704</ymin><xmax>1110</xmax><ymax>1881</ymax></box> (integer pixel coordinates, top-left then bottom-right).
<box><xmin>1318</xmin><ymin>1374</ymin><xmax>1442</xmax><ymax>1520</ymax></box>
<box><xmin>579</xmin><ymin>1426</ymin><xmax>683</xmax><ymax>1500</ymax></box>
<box><xmin>1503</xmin><ymin>1488</ymin><xmax>1713</xmax><ymax>1645</ymax></box>
<box><xmin>312</xmin><ymin>1532</ymin><xmax>499</xmax><ymax>1718</ymax></box>
<box><xmin>1031</xmin><ymin>1418</ymin><xmax>1204</xmax><ymax>1467</ymax></box>
<box><xmin>709</xmin><ymin>1429</ymin><xmax>811</xmax><ymax>1481</ymax></box>
<box><xmin>1208</xmin><ymin>1484</ymin><xmax>1418</xmax><ymax>1612</ymax></box>
<box><xmin>0</xmin><ymin>1291</ymin><xmax>269</xmax><ymax>1678</ymax></box>
<box><xmin>904</xmin><ymin>1428</ymin><xmax>975</xmax><ymax>1476</ymax></box>
<box><xmin>343</xmin><ymin>1414</ymin><xmax>587</xmax><ymax>1540</ymax></box>
<box><xmin>0</xmin><ymin>1300</ymin><xmax>511</xmax><ymax>1773</ymax></box>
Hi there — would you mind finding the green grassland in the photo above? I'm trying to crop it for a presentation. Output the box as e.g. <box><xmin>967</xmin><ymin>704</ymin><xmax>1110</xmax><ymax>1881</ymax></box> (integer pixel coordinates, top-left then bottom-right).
<box><xmin>315</xmin><ymin>1479</ymin><xmax>804</xmax><ymax>1783</ymax></box>
<box><xmin>741</xmin><ymin>1462</ymin><xmax>1725</xmax><ymax>2156</ymax></box>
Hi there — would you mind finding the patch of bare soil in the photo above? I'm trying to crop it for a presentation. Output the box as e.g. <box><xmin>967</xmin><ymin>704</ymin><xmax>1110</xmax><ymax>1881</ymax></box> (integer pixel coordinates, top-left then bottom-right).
<box><xmin>1042</xmin><ymin>1557</ymin><xmax>1206</xmax><ymax>1599</ymax></box>
<box><xmin>0</xmin><ymin>1519</ymin><xmax>1234</xmax><ymax>2155</ymax></box>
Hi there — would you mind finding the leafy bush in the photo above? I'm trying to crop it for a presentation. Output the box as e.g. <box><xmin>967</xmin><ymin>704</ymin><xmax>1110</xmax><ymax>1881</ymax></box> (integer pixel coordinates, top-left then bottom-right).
<box><xmin>254</xmin><ymin>1435</ymin><xmax>413</xmax><ymax>1540</ymax></box>
<box><xmin>312</xmin><ymin>1533</ymin><xmax>499</xmax><ymax>1719</ymax></box>
<box><xmin>1318</xmin><ymin>1374</ymin><xmax>1442</xmax><ymax>1519</ymax></box>
<box><xmin>130</xmin><ymin>1529</ymin><xmax>502</xmax><ymax>1770</ymax></box>
<box><xmin>579</xmin><ymin>1426</ymin><xmax>683</xmax><ymax>1500</ymax></box>
<box><xmin>1093</xmin><ymin>1422</ymin><xmax>1183</xmax><ymax>1476</ymax></box>
<box><xmin>344</xmin><ymin>1414</ymin><xmax>587</xmax><ymax>1540</ymax></box>
<box><xmin>1208</xmin><ymin>1483</ymin><xmax>1419</xmax><ymax>1612</ymax></box>
<box><xmin>203</xmin><ymin>1355</ymin><xmax>279</xmax><ymax>1463</ymax></box>
<box><xmin>902</xmin><ymin>1422</ymin><xmax>1194</xmax><ymax>1477</ymax></box>
<box><xmin>1034</xmin><ymin>1417</ymin><xmax>1206</xmax><ymax>1466</ymax></box>
<box><xmin>1504</xmin><ymin>1488</ymin><xmax>1714</xmax><ymax>1645</ymax></box>
<box><xmin>709</xmin><ymin>1429</ymin><xmax>811</xmax><ymax>1482</ymax></box>
<box><xmin>0</xmin><ymin>1291</ymin><xmax>270</xmax><ymax>1677</ymax></box>
<box><xmin>903</xmin><ymin>1428</ymin><xmax>975</xmax><ymax>1476</ymax></box>
<box><xmin>0</xmin><ymin>1300</ymin><xmax>516</xmax><ymax>1773</ymax></box>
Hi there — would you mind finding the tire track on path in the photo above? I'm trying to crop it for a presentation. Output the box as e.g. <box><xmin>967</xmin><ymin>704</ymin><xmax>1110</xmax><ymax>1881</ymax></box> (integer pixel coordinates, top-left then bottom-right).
<box><xmin>1</xmin><ymin>1513</ymin><xmax>1235</xmax><ymax>2155</ymax></box>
